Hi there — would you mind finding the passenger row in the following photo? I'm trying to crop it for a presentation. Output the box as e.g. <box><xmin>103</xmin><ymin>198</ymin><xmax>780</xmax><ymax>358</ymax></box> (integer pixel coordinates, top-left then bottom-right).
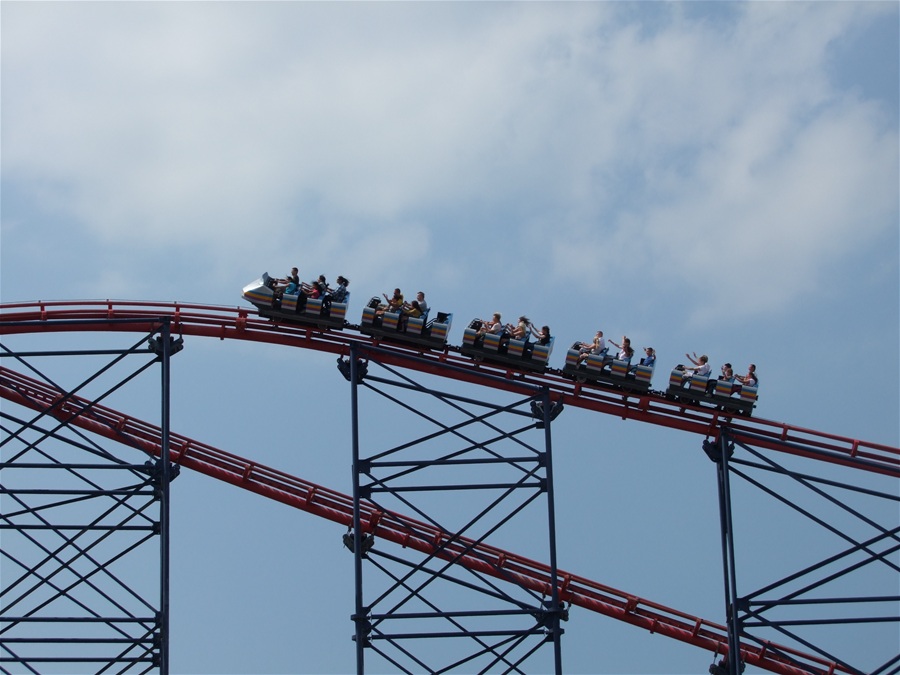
<box><xmin>667</xmin><ymin>355</ymin><xmax>759</xmax><ymax>410</ymax></box>
<box><xmin>461</xmin><ymin>313</ymin><xmax>554</xmax><ymax>373</ymax></box>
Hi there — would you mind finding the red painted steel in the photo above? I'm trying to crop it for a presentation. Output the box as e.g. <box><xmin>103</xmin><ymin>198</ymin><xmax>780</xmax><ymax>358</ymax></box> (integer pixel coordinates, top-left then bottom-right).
<box><xmin>0</xmin><ymin>366</ymin><xmax>852</xmax><ymax>675</ymax></box>
<box><xmin>2</xmin><ymin>300</ymin><xmax>897</xmax><ymax>478</ymax></box>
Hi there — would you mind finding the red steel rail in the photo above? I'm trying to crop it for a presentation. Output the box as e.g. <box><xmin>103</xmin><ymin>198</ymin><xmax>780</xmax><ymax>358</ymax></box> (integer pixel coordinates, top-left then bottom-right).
<box><xmin>0</xmin><ymin>365</ymin><xmax>853</xmax><ymax>675</ymax></box>
<box><xmin>2</xmin><ymin>300</ymin><xmax>897</xmax><ymax>478</ymax></box>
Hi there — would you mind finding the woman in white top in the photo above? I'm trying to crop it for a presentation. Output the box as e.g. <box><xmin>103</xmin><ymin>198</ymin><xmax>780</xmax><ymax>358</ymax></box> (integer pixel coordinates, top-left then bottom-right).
<box><xmin>683</xmin><ymin>352</ymin><xmax>711</xmax><ymax>380</ymax></box>
<box><xmin>508</xmin><ymin>316</ymin><xmax>530</xmax><ymax>340</ymax></box>
<box><xmin>478</xmin><ymin>313</ymin><xmax>503</xmax><ymax>336</ymax></box>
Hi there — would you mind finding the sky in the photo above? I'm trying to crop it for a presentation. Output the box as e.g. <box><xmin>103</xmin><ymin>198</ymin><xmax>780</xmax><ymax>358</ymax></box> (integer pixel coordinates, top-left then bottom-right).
<box><xmin>1</xmin><ymin>2</ymin><xmax>898</xmax><ymax>674</ymax></box>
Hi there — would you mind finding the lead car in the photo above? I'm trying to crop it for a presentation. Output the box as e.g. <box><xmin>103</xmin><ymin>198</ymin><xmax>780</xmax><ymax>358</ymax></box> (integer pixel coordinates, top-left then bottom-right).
<box><xmin>242</xmin><ymin>273</ymin><xmax>349</xmax><ymax>330</ymax></box>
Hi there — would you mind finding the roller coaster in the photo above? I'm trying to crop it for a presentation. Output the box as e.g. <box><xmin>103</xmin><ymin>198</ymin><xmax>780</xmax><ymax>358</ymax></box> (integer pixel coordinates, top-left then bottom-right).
<box><xmin>1</xmin><ymin>298</ymin><xmax>898</xmax><ymax>675</ymax></box>
<box><xmin>242</xmin><ymin>274</ymin><xmax>760</xmax><ymax>415</ymax></box>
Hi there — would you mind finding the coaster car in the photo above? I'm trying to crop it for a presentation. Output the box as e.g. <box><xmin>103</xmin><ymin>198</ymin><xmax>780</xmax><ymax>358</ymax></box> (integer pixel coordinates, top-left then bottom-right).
<box><xmin>358</xmin><ymin>296</ymin><xmax>452</xmax><ymax>350</ymax></box>
<box><xmin>561</xmin><ymin>342</ymin><xmax>654</xmax><ymax>394</ymax></box>
<box><xmin>242</xmin><ymin>273</ymin><xmax>349</xmax><ymax>330</ymax></box>
<box><xmin>664</xmin><ymin>366</ymin><xmax>758</xmax><ymax>416</ymax></box>
<box><xmin>459</xmin><ymin>319</ymin><xmax>554</xmax><ymax>373</ymax></box>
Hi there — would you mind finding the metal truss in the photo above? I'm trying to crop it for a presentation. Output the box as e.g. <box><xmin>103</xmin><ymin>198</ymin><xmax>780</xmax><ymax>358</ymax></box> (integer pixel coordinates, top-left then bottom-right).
<box><xmin>706</xmin><ymin>431</ymin><xmax>900</xmax><ymax>675</ymax></box>
<box><xmin>0</xmin><ymin>318</ymin><xmax>181</xmax><ymax>674</ymax></box>
<box><xmin>342</xmin><ymin>343</ymin><xmax>566</xmax><ymax>675</ymax></box>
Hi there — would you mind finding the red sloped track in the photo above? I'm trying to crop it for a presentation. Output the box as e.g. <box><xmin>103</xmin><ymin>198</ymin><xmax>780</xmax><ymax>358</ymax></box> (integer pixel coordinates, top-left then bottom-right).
<box><xmin>0</xmin><ymin>366</ymin><xmax>855</xmax><ymax>675</ymax></box>
<box><xmin>1</xmin><ymin>300</ymin><xmax>897</xmax><ymax>479</ymax></box>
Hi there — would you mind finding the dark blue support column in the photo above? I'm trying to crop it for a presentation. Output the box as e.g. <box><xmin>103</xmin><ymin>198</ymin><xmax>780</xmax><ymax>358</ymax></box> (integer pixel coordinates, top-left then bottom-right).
<box><xmin>539</xmin><ymin>387</ymin><xmax>564</xmax><ymax>675</ymax></box>
<box><xmin>157</xmin><ymin>318</ymin><xmax>173</xmax><ymax>675</ymax></box>
<box><xmin>706</xmin><ymin>432</ymin><xmax>743</xmax><ymax>675</ymax></box>
<box><xmin>349</xmin><ymin>343</ymin><xmax>367</xmax><ymax>675</ymax></box>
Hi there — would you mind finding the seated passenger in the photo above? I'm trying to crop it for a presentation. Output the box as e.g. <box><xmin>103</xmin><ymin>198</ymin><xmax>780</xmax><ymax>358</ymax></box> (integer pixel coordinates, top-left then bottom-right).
<box><xmin>682</xmin><ymin>352</ymin><xmax>711</xmax><ymax>385</ymax></box>
<box><xmin>630</xmin><ymin>346</ymin><xmax>655</xmax><ymax>373</ymax></box>
<box><xmin>533</xmin><ymin>324</ymin><xmax>551</xmax><ymax>345</ymax></box>
<box><xmin>508</xmin><ymin>316</ymin><xmax>531</xmax><ymax>341</ymax></box>
<box><xmin>330</xmin><ymin>276</ymin><xmax>350</xmax><ymax>304</ymax></box>
<box><xmin>609</xmin><ymin>336</ymin><xmax>634</xmax><ymax>364</ymax></box>
<box><xmin>477</xmin><ymin>312</ymin><xmax>504</xmax><ymax>336</ymax></box>
<box><xmin>525</xmin><ymin>325</ymin><xmax>551</xmax><ymax>358</ymax></box>
<box><xmin>707</xmin><ymin>362</ymin><xmax>735</xmax><ymax>393</ymax></box>
<box><xmin>376</xmin><ymin>288</ymin><xmax>404</xmax><ymax>317</ymax></box>
<box><xmin>577</xmin><ymin>330</ymin><xmax>607</xmax><ymax>364</ymax></box>
<box><xmin>316</xmin><ymin>275</ymin><xmax>330</xmax><ymax>299</ymax></box>
<box><xmin>283</xmin><ymin>267</ymin><xmax>300</xmax><ymax>294</ymax></box>
<box><xmin>498</xmin><ymin>315</ymin><xmax>530</xmax><ymax>351</ymax></box>
<box><xmin>273</xmin><ymin>267</ymin><xmax>300</xmax><ymax>298</ymax></box>
<box><xmin>403</xmin><ymin>300</ymin><xmax>422</xmax><ymax>318</ymax></box>
<box><xmin>410</xmin><ymin>291</ymin><xmax>428</xmax><ymax>318</ymax></box>
<box><xmin>734</xmin><ymin>363</ymin><xmax>759</xmax><ymax>393</ymax></box>
<box><xmin>395</xmin><ymin>299</ymin><xmax>421</xmax><ymax>331</ymax></box>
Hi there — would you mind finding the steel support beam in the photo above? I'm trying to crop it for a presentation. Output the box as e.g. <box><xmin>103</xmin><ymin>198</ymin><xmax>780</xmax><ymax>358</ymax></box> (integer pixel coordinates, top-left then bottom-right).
<box><xmin>705</xmin><ymin>429</ymin><xmax>900</xmax><ymax>675</ymax></box>
<box><xmin>707</xmin><ymin>432</ymin><xmax>744</xmax><ymax>675</ymax></box>
<box><xmin>0</xmin><ymin>318</ymin><xmax>180</xmax><ymax>673</ymax></box>
<box><xmin>344</xmin><ymin>343</ymin><xmax>565</xmax><ymax>674</ymax></box>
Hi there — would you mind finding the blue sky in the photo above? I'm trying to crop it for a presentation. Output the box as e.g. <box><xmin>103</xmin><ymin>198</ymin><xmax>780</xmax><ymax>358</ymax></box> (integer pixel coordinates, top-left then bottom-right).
<box><xmin>1</xmin><ymin>2</ymin><xmax>898</xmax><ymax>674</ymax></box>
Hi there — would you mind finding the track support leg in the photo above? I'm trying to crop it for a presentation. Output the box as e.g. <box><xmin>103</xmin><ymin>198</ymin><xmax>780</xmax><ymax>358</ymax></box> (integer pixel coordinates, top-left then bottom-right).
<box><xmin>705</xmin><ymin>432</ymin><xmax>743</xmax><ymax>674</ymax></box>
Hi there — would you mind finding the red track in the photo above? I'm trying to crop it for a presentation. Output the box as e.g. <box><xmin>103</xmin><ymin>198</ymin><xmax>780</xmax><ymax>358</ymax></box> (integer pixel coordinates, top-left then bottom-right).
<box><xmin>2</xmin><ymin>300</ymin><xmax>897</xmax><ymax>478</ymax></box>
<box><xmin>2</xmin><ymin>300</ymin><xmax>898</xmax><ymax>675</ymax></box>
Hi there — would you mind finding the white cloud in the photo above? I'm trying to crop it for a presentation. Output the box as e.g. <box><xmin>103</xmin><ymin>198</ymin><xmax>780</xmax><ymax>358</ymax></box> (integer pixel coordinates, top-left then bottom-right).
<box><xmin>1</xmin><ymin>1</ymin><xmax>896</xmax><ymax>320</ymax></box>
<box><xmin>543</xmin><ymin>3</ymin><xmax>897</xmax><ymax>321</ymax></box>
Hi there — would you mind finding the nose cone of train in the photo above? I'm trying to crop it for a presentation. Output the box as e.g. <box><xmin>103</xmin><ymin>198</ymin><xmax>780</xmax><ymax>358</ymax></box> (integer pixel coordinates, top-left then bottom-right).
<box><xmin>242</xmin><ymin>275</ymin><xmax>273</xmax><ymax>305</ymax></box>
